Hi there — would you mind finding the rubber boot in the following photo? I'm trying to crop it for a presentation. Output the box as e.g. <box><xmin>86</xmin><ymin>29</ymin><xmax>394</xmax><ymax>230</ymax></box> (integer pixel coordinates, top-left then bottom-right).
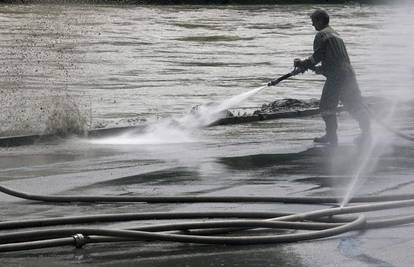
<box><xmin>354</xmin><ymin>112</ymin><xmax>371</xmax><ymax>145</ymax></box>
<box><xmin>314</xmin><ymin>115</ymin><xmax>338</xmax><ymax>145</ymax></box>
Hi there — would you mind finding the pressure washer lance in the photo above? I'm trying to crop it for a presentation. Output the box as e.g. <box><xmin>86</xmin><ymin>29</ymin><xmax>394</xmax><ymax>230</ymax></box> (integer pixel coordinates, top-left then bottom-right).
<box><xmin>267</xmin><ymin>67</ymin><xmax>305</xmax><ymax>87</ymax></box>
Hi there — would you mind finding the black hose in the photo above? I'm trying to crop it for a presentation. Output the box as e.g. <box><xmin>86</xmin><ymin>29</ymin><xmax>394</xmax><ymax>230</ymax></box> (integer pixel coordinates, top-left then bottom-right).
<box><xmin>0</xmin><ymin>211</ymin><xmax>292</xmax><ymax>230</ymax></box>
<box><xmin>2</xmin><ymin>184</ymin><xmax>414</xmax><ymax>203</ymax></box>
<box><xmin>1</xmin><ymin>185</ymin><xmax>414</xmax><ymax>253</ymax></box>
<box><xmin>0</xmin><ymin>215</ymin><xmax>365</xmax><ymax>251</ymax></box>
<box><xmin>2</xmin><ymin>71</ymin><xmax>413</xmax><ymax>254</ymax></box>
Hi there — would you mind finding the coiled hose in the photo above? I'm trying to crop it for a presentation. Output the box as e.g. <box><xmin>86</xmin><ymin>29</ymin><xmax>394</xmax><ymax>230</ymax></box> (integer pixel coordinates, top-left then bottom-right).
<box><xmin>2</xmin><ymin>100</ymin><xmax>414</xmax><ymax>253</ymax></box>
<box><xmin>1</xmin><ymin>185</ymin><xmax>414</xmax><ymax>253</ymax></box>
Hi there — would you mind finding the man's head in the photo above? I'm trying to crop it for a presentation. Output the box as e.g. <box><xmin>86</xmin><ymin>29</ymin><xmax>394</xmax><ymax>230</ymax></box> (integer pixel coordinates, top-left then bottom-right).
<box><xmin>310</xmin><ymin>9</ymin><xmax>329</xmax><ymax>31</ymax></box>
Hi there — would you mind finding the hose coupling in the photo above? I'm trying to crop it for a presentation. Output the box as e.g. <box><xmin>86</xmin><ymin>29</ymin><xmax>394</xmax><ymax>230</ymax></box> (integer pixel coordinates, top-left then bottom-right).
<box><xmin>73</xmin><ymin>233</ymin><xmax>86</xmax><ymax>248</ymax></box>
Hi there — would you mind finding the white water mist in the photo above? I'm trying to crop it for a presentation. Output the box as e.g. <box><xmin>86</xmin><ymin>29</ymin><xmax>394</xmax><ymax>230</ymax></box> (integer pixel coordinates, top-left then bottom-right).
<box><xmin>179</xmin><ymin>85</ymin><xmax>266</xmax><ymax>128</ymax></box>
<box><xmin>90</xmin><ymin>85</ymin><xmax>267</xmax><ymax>145</ymax></box>
<box><xmin>340</xmin><ymin>2</ymin><xmax>414</xmax><ymax>207</ymax></box>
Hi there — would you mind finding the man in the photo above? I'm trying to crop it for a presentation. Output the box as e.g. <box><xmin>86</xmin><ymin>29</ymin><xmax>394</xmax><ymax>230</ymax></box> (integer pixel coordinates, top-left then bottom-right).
<box><xmin>294</xmin><ymin>9</ymin><xmax>371</xmax><ymax>145</ymax></box>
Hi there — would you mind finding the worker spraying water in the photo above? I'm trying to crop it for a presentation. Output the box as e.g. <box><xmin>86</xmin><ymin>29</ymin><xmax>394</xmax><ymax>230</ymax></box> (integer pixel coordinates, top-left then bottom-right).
<box><xmin>4</xmin><ymin>6</ymin><xmax>414</xmax><ymax>257</ymax></box>
<box><xmin>89</xmin><ymin>9</ymin><xmax>377</xmax><ymax>150</ymax></box>
<box><xmin>269</xmin><ymin>9</ymin><xmax>371</xmax><ymax>146</ymax></box>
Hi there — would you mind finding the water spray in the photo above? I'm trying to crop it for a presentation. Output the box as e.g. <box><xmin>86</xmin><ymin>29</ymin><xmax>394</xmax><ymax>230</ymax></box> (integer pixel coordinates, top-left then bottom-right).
<box><xmin>1</xmin><ymin>67</ymin><xmax>414</xmax><ymax>252</ymax></box>
<box><xmin>194</xmin><ymin>67</ymin><xmax>303</xmax><ymax>125</ymax></box>
<box><xmin>90</xmin><ymin>68</ymin><xmax>302</xmax><ymax>146</ymax></box>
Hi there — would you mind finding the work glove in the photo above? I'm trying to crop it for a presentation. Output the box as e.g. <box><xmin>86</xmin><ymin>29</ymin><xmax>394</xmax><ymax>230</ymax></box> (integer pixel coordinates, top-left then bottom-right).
<box><xmin>294</xmin><ymin>58</ymin><xmax>306</xmax><ymax>69</ymax></box>
<box><xmin>293</xmin><ymin>58</ymin><xmax>309</xmax><ymax>74</ymax></box>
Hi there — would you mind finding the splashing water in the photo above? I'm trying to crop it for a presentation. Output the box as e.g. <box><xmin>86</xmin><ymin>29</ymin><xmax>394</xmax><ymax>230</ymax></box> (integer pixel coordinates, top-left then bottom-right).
<box><xmin>44</xmin><ymin>95</ymin><xmax>89</xmax><ymax>136</ymax></box>
<box><xmin>90</xmin><ymin>85</ymin><xmax>267</xmax><ymax>145</ymax></box>
<box><xmin>178</xmin><ymin>85</ymin><xmax>266</xmax><ymax>128</ymax></box>
<box><xmin>90</xmin><ymin>119</ymin><xmax>196</xmax><ymax>145</ymax></box>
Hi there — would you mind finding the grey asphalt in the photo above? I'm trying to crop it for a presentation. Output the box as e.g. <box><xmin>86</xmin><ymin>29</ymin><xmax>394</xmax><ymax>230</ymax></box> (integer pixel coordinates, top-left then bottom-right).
<box><xmin>1</xmin><ymin>111</ymin><xmax>414</xmax><ymax>267</ymax></box>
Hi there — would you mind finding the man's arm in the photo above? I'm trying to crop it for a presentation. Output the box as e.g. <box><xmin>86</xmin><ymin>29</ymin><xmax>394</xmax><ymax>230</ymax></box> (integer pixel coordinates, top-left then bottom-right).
<box><xmin>295</xmin><ymin>32</ymin><xmax>326</xmax><ymax>70</ymax></box>
<box><xmin>308</xmin><ymin>65</ymin><xmax>325</xmax><ymax>76</ymax></box>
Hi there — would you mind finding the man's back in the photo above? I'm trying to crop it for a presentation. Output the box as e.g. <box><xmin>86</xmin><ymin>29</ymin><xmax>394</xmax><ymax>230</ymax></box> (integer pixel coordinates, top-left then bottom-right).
<box><xmin>313</xmin><ymin>26</ymin><xmax>353</xmax><ymax>77</ymax></box>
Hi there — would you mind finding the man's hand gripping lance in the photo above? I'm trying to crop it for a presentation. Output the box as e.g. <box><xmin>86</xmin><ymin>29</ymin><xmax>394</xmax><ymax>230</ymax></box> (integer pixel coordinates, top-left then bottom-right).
<box><xmin>267</xmin><ymin>66</ymin><xmax>306</xmax><ymax>87</ymax></box>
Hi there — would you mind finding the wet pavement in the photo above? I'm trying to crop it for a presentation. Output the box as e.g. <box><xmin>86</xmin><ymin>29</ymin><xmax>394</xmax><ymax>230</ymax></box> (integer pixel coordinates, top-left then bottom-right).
<box><xmin>1</xmin><ymin>2</ymin><xmax>414</xmax><ymax>266</ymax></box>
<box><xmin>1</xmin><ymin>111</ymin><xmax>414</xmax><ymax>266</ymax></box>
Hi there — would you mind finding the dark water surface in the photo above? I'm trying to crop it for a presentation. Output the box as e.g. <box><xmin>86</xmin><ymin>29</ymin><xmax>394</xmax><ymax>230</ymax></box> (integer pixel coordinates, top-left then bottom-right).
<box><xmin>0</xmin><ymin>3</ymin><xmax>387</xmax><ymax>135</ymax></box>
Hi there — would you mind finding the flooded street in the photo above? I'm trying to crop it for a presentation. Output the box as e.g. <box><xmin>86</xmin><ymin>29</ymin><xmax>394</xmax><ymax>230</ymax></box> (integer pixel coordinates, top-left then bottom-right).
<box><xmin>1</xmin><ymin>3</ymin><xmax>414</xmax><ymax>266</ymax></box>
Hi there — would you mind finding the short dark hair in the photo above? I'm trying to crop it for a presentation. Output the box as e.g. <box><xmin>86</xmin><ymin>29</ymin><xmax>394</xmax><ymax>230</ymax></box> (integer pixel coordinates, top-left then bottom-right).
<box><xmin>310</xmin><ymin>9</ymin><xmax>330</xmax><ymax>26</ymax></box>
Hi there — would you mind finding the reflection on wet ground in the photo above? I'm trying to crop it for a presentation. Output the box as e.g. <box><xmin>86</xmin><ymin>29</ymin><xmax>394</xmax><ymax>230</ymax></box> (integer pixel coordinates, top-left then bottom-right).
<box><xmin>1</xmin><ymin>113</ymin><xmax>414</xmax><ymax>266</ymax></box>
<box><xmin>3</xmin><ymin>243</ymin><xmax>305</xmax><ymax>267</ymax></box>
